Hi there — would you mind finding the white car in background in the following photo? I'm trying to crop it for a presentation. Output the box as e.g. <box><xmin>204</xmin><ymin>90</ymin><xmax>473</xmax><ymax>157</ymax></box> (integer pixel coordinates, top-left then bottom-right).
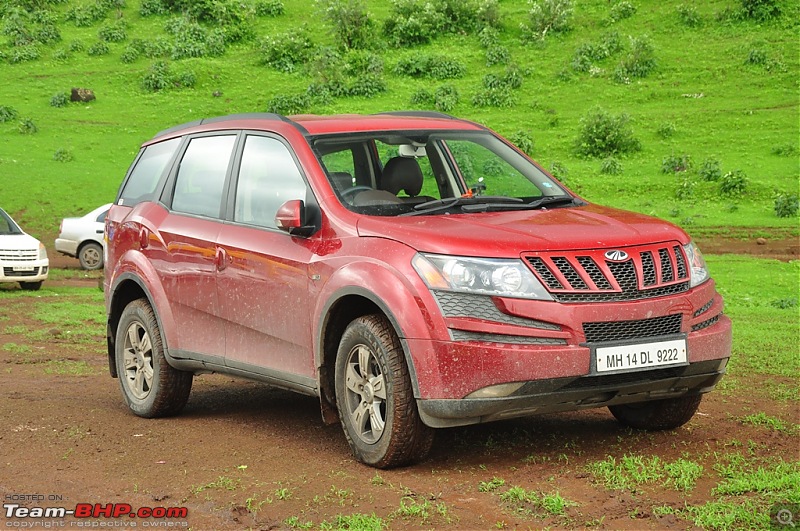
<box><xmin>55</xmin><ymin>203</ymin><xmax>111</xmax><ymax>270</ymax></box>
<box><xmin>0</xmin><ymin>207</ymin><xmax>49</xmax><ymax>291</ymax></box>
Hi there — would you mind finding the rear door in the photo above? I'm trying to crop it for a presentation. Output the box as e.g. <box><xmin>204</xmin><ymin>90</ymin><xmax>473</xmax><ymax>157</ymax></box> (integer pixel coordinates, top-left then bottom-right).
<box><xmin>216</xmin><ymin>133</ymin><xmax>316</xmax><ymax>384</ymax></box>
<box><xmin>156</xmin><ymin>133</ymin><xmax>237</xmax><ymax>361</ymax></box>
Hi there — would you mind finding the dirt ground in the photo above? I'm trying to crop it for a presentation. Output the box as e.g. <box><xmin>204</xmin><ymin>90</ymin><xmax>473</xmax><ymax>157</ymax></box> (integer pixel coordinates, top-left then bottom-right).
<box><xmin>0</xmin><ymin>236</ymin><xmax>797</xmax><ymax>530</ymax></box>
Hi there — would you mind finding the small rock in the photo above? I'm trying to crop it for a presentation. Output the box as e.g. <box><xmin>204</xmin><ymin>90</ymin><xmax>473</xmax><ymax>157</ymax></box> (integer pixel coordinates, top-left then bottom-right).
<box><xmin>212</xmin><ymin>90</ymin><xmax>223</xmax><ymax>97</ymax></box>
<box><xmin>757</xmin><ymin>237</ymin><xmax>767</xmax><ymax>245</ymax></box>
<box><xmin>71</xmin><ymin>88</ymin><xmax>96</xmax><ymax>102</ymax></box>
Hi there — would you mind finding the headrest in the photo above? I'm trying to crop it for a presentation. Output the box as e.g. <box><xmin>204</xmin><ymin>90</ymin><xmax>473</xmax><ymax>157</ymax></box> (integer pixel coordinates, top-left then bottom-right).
<box><xmin>382</xmin><ymin>157</ymin><xmax>423</xmax><ymax>197</ymax></box>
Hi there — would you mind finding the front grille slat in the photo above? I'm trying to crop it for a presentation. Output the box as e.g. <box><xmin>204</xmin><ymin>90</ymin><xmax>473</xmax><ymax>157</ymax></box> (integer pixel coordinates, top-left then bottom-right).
<box><xmin>583</xmin><ymin>314</ymin><xmax>683</xmax><ymax>343</ymax></box>
<box><xmin>524</xmin><ymin>242</ymin><xmax>691</xmax><ymax>303</ymax></box>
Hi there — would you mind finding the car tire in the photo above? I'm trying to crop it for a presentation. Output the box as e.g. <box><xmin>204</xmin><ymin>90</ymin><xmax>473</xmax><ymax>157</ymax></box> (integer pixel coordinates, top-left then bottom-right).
<box><xmin>609</xmin><ymin>395</ymin><xmax>702</xmax><ymax>431</ymax></box>
<box><xmin>19</xmin><ymin>281</ymin><xmax>42</xmax><ymax>291</ymax></box>
<box><xmin>115</xmin><ymin>298</ymin><xmax>192</xmax><ymax>418</ymax></box>
<box><xmin>335</xmin><ymin>314</ymin><xmax>434</xmax><ymax>468</ymax></box>
<box><xmin>79</xmin><ymin>242</ymin><xmax>104</xmax><ymax>270</ymax></box>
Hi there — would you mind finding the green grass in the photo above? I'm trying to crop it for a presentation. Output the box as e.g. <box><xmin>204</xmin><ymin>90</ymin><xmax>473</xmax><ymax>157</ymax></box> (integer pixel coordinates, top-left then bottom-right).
<box><xmin>0</xmin><ymin>0</ymin><xmax>797</xmax><ymax>241</ymax></box>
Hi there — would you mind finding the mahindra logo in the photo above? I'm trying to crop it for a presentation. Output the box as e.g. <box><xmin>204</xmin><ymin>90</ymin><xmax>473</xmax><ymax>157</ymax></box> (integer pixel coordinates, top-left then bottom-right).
<box><xmin>604</xmin><ymin>250</ymin><xmax>629</xmax><ymax>261</ymax></box>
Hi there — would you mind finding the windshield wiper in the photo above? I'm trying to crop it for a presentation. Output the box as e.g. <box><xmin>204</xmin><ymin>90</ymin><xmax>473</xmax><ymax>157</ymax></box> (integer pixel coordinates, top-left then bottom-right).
<box><xmin>461</xmin><ymin>195</ymin><xmax>579</xmax><ymax>213</ymax></box>
<box><xmin>400</xmin><ymin>196</ymin><xmax>523</xmax><ymax>217</ymax></box>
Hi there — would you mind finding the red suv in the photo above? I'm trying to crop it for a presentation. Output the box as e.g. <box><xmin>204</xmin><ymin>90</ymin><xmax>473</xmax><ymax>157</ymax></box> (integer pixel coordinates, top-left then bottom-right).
<box><xmin>104</xmin><ymin>112</ymin><xmax>731</xmax><ymax>468</ymax></box>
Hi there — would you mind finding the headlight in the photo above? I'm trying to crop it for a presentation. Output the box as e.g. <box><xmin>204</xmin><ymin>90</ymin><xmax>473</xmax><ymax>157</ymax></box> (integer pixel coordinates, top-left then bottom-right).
<box><xmin>38</xmin><ymin>242</ymin><xmax>48</xmax><ymax>260</ymax></box>
<box><xmin>412</xmin><ymin>253</ymin><xmax>553</xmax><ymax>300</ymax></box>
<box><xmin>683</xmin><ymin>241</ymin><xmax>709</xmax><ymax>287</ymax></box>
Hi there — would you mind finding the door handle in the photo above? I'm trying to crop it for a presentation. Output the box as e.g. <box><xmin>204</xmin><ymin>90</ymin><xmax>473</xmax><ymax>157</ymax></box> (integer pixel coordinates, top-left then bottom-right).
<box><xmin>215</xmin><ymin>247</ymin><xmax>229</xmax><ymax>271</ymax></box>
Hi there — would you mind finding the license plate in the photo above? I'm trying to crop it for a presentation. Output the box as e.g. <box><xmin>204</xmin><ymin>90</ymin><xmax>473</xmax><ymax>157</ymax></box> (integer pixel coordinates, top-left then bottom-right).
<box><xmin>12</xmin><ymin>266</ymin><xmax>34</xmax><ymax>272</ymax></box>
<box><xmin>594</xmin><ymin>338</ymin><xmax>687</xmax><ymax>374</ymax></box>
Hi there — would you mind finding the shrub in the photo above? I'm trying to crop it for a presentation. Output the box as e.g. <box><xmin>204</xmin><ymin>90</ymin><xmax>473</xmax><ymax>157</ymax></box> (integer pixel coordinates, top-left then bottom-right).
<box><xmin>608</xmin><ymin>1</ymin><xmax>636</xmax><ymax>23</ymax></box>
<box><xmin>255</xmin><ymin>0</ymin><xmax>284</xmax><ymax>16</ymax></box>
<box><xmin>434</xmin><ymin>84</ymin><xmax>459</xmax><ymax>112</ymax></box>
<box><xmin>746</xmin><ymin>47</ymin><xmax>768</xmax><ymax>65</ymax></box>
<box><xmin>486</xmin><ymin>44</ymin><xmax>510</xmax><ymax>66</ymax></box>
<box><xmin>52</xmin><ymin>47</ymin><xmax>71</xmax><ymax>62</ymax></box>
<box><xmin>478</xmin><ymin>26</ymin><xmax>499</xmax><ymax>48</ymax></box>
<box><xmin>383</xmin><ymin>0</ymin><xmax>498</xmax><ymax>47</ymax></box>
<box><xmin>656</xmin><ymin>122</ymin><xmax>677</xmax><ymax>139</ymax></box>
<box><xmin>120</xmin><ymin>44</ymin><xmax>140</xmax><ymax>63</ymax></box>
<box><xmin>435</xmin><ymin>0</ymin><xmax>500</xmax><ymax>34</ymax></box>
<box><xmin>265</xmin><ymin>93</ymin><xmax>310</xmax><ymax>115</ymax></box>
<box><xmin>614</xmin><ymin>35</ymin><xmax>656</xmax><ymax>82</ymax></box>
<box><xmin>0</xmin><ymin>105</ymin><xmax>19</xmax><ymax>123</ymax></box>
<box><xmin>773</xmin><ymin>192</ymin><xmax>799</xmax><ymax>218</ymax></box>
<box><xmin>345</xmin><ymin>73</ymin><xmax>386</xmax><ymax>97</ymax></box>
<box><xmin>65</xmin><ymin>2</ymin><xmax>110</xmax><ymax>27</ymax></box>
<box><xmin>87</xmin><ymin>41</ymin><xmax>110</xmax><ymax>56</ymax></box>
<box><xmin>771</xmin><ymin>143</ymin><xmax>798</xmax><ymax>156</ymax></box>
<box><xmin>549</xmin><ymin>161</ymin><xmax>568</xmax><ymax>180</ymax></box>
<box><xmin>69</xmin><ymin>39</ymin><xmax>85</xmax><ymax>52</ymax></box>
<box><xmin>316</xmin><ymin>0</ymin><xmax>375</xmax><ymax>51</ymax></box>
<box><xmin>53</xmin><ymin>148</ymin><xmax>74</xmax><ymax>162</ymax></box>
<box><xmin>675</xmin><ymin>176</ymin><xmax>696</xmax><ymax>200</ymax></box>
<box><xmin>719</xmin><ymin>170</ymin><xmax>748</xmax><ymax>197</ymax></box>
<box><xmin>509</xmin><ymin>130</ymin><xmax>534</xmax><ymax>155</ymax></box>
<box><xmin>600</xmin><ymin>157</ymin><xmax>623</xmax><ymax>175</ymax></box>
<box><xmin>343</xmin><ymin>50</ymin><xmax>383</xmax><ymax>76</ymax></box>
<box><xmin>8</xmin><ymin>44</ymin><xmax>40</xmax><ymax>63</ymax></box>
<box><xmin>141</xmin><ymin>60</ymin><xmax>195</xmax><ymax>92</ymax></box>
<box><xmin>394</xmin><ymin>54</ymin><xmax>466</xmax><ymax>79</ymax></box>
<box><xmin>259</xmin><ymin>28</ymin><xmax>315</xmax><ymax>73</ymax></box>
<box><xmin>410</xmin><ymin>88</ymin><xmax>433</xmax><ymax>106</ymax></box>
<box><xmin>383</xmin><ymin>4</ymin><xmax>437</xmax><ymax>47</ymax></box>
<box><xmin>575</xmin><ymin>107</ymin><xmax>641</xmax><ymax>157</ymax></box>
<box><xmin>472</xmin><ymin>85</ymin><xmax>515</xmax><ymax>107</ymax></box>
<box><xmin>570</xmin><ymin>32</ymin><xmax>622</xmax><ymax>72</ymax></box>
<box><xmin>521</xmin><ymin>0</ymin><xmax>573</xmax><ymax>41</ymax></box>
<box><xmin>139</xmin><ymin>0</ymin><xmax>168</xmax><ymax>16</ymax></box>
<box><xmin>698</xmin><ymin>157</ymin><xmax>722</xmax><ymax>181</ymax></box>
<box><xmin>141</xmin><ymin>38</ymin><xmax>170</xmax><ymax>58</ymax></box>
<box><xmin>739</xmin><ymin>0</ymin><xmax>781</xmax><ymax>21</ymax></box>
<box><xmin>98</xmin><ymin>19</ymin><xmax>127</xmax><ymax>42</ymax></box>
<box><xmin>483</xmin><ymin>158</ymin><xmax>503</xmax><ymax>176</ymax></box>
<box><xmin>18</xmin><ymin>118</ymin><xmax>37</xmax><ymax>134</ymax></box>
<box><xmin>677</xmin><ymin>5</ymin><xmax>702</xmax><ymax>27</ymax></box>
<box><xmin>50</xmin><ymin>91</ymin><xmax>69</xmax><ymax>107</ymax></box>
<box><xmin>661</xmin><ymin>154</ymin><xmax>691</xmax><ymax>173</ymax></box>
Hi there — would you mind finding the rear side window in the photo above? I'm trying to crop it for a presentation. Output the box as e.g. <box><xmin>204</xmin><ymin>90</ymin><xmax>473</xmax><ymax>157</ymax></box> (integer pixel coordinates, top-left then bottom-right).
<box><xmin>172</xmin><ymin>135</ymin><xmax>237</xmax><ymax>218</ymax></box>
<box><xmin>119</xmin><ymin>137</ymin><xmax>180</xmax><ymax>206</ymax></box>
<box><xmin>233</xmin><ymin>135</ymin><xmax>307</xmax><ymax>229</ymax></box>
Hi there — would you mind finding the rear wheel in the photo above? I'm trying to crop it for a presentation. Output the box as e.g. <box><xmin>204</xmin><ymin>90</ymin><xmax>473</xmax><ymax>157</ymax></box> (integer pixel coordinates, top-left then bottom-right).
<box><xmin>335</xmin><ymin>314</ymin><xmax>434</xmax><ymax>468</ymax></box>
<box><xmin>79</xmin><ymin>242</ymin><xmax>103</xmax><ymax>270</ymax></box>
<box><xmin>19</xmin><ymin>281</ymin><xmax>42</xmax><ymax>291</ymax></box>
<box><xmin>609</xmin><ymin>395</ymin><xmax>702</xmax><ymax>430</ymax></box>
<box><xmin>115</xmin><ymin>298</ymin><xmax>192</xmax><ymax>418</ymax></box>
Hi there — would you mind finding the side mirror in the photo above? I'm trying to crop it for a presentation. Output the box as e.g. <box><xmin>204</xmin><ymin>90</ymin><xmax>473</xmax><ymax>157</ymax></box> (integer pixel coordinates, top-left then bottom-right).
<box><xmin>275</xmin><ymin>200</ymin><xmax>315</xmax><ymax>236</ymax></box>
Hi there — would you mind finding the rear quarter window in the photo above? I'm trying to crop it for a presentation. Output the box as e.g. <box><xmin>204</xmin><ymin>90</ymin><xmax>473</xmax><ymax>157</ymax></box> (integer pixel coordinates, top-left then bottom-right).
<box><xmin>119</xmin><ymin>137</ymin><xmax>181</xmax><ymax>206</ymax></box>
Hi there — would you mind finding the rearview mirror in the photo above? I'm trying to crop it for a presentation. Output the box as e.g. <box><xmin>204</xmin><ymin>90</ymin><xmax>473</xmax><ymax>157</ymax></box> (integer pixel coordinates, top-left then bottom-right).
<box><xmin>275</xmin><ymin>200</ymin><xmax>315</xmax><ymax>236</ymax></box>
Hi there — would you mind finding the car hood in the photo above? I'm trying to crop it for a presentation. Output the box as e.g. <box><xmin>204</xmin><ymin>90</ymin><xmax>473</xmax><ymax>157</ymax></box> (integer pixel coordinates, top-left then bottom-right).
<box><xmin>0</xmin><ymin>233</ymin><xmax>41</xmax><ymax>251</ymax></box>
<box><xmin>356</xmin><ymin>204</ymin><xmax>690</xmax><ymax>256</ymax></box>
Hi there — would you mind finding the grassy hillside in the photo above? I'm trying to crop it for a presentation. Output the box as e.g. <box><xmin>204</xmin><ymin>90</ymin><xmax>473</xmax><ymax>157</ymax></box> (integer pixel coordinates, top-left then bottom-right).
<box><xmin>0</xmin><ymin>0</ymin><xmax>797</xmax><ymax>241</ymax></box>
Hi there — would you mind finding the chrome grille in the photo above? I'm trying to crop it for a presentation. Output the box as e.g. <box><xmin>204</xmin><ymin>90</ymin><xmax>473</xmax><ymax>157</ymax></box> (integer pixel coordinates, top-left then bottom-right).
<box><xmin>0</xmin><ymin>249</ymin><xmax>38</xmax><ymax>261</ymax></box>
<box><xmin>583</xmin><ymin>314</ymin><xmax>682</xmax><ymax>343</ymax></box>
<box><xmin>524</xmin><ymin>243</ymin><xmax>690</xmax><ymax>303</ymax></box>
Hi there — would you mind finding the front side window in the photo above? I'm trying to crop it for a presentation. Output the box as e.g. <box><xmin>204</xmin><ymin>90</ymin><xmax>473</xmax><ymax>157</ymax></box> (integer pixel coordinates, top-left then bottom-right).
<box><xmin>234</xmin><ymin>135</ymin><xmax>307</xmax><ymax>229</ymax></box>
<box><xmin>119</xmin><ymin>137</ymin><xmax>181</xmax><ymax>207</ymax></box>
<box><xmin>172</xmin><ymin>135</ymin><xmax>236</xmax><ymax>218</ymax></box>
<box><xmin>0</xmin><ymin>209</ymin><xmax>22</xmax><ymax>235</ymax></box>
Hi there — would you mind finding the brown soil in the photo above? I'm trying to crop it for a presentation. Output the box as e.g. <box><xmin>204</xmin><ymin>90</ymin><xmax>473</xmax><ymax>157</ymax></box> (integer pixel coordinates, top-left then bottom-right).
<box><xmin>1</xmin><ymin>237</ymin><xmax>797</xmax><ymax>530</ymax></box>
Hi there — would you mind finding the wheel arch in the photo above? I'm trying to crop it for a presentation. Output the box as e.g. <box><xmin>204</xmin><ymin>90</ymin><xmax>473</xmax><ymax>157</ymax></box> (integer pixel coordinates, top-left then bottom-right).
<box><xmin>106</xmin><ymin>271</ymin><xmax>176</xmax><ymax>379</ymax></box>
<box><xmin>316</xmin><ymin>287</ymin><xmax>423</xmax><ymax>426</ymax></box>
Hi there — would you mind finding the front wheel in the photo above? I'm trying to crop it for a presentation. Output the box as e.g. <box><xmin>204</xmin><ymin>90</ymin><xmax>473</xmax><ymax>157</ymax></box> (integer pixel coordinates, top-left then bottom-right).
<box><xmin>115</xmin><ymin>298</ymin><xmax>192</xmax><ymax>418</ymax></box>
<box><xmin>335</xmin><ymin>314</ymin><xmax>434</xmax><ymax>468</ymax></box>
<box><xmin>609</xmin><ymin>395</ymin><xmax>702</xmax><ymax>431</ymax></box>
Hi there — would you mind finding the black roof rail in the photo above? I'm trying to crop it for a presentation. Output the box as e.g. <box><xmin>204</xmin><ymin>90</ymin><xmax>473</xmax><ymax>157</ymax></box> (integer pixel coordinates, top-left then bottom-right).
<box><xmin>152</xmin><ymin>112</ymin><xmax>298</xmax><ymax>139</ymax></box>
<box><xmin>373</xmin><ymin>110</ymin><xmax>460</xmax><ymax>120</ymax></box>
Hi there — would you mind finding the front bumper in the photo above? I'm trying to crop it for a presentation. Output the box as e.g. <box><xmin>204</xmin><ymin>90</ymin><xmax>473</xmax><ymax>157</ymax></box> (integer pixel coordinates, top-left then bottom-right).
<box><xmin>417</xmin><ymin>358</ymin><xmax>727</xmax><ymax>427</ymax></box>
<box><xmin>0</xmin><ymin>260</ymin><xmax>49</xmax><ymax>283</ymax></box>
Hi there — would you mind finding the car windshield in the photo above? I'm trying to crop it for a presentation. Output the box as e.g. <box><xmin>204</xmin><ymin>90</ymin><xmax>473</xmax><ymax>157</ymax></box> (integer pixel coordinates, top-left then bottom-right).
<box><xmin>0</xmin><ymin>209</ymin><xmax>23</xmax><ymax>235</ymax></box>
<box><xmin>312</xmin><ymin>130</ymin><xmax>572</xmax><ymax>216</ymax></box>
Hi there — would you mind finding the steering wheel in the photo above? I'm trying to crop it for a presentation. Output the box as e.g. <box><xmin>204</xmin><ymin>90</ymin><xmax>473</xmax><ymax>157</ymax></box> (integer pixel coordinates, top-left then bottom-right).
<box><xmin>341</xmin><ymin>186</ymin><xmax>374</xmax><ymax>199</ymax></box>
